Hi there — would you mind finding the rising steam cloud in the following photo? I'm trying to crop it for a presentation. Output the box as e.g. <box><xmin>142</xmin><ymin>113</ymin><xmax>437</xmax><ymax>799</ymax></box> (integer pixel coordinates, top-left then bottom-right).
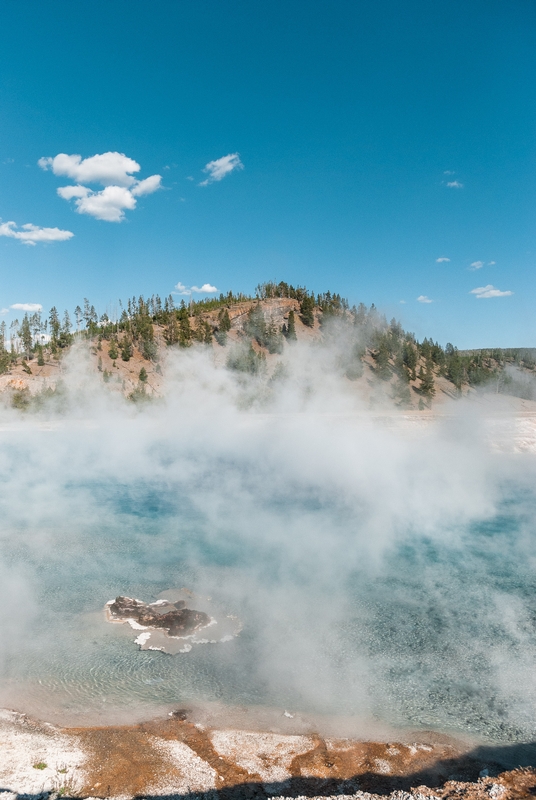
<box><xmin>0</xmin><ymin>341</ymin><xmax>535</xmax><ymax>740</ymax></box>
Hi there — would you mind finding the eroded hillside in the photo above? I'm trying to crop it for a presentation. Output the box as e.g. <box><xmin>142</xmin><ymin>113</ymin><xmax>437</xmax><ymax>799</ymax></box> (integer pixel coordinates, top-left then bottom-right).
<box><xmin>0</xmin><ymin>281</ymin><xmax>534</xmax><ymax>411</ymax></box>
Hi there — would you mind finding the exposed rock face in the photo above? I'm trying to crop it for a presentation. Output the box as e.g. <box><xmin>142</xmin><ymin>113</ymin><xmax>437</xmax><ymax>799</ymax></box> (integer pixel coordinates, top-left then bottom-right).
<box><xmin>108</xmin><ymin>596</ymin><xmax>211</xmax><ymax>638</ymax></box>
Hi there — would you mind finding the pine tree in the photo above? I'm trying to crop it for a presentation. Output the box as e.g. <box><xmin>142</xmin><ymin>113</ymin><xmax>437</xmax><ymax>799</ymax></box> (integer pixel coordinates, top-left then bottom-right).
<box><xmin>285</xmin><ymin>309</ymin><xmax>297</xmax><ymax>341</ymax></box>
<box><xmin>49</xmin><ymin>307</ymin><xmax>61</xmax><ymax>346</ymax></box>
<box><xmin>218</xmin><ymin>308</ymin><xmax>231</xmax><ymax>332</ymax></box>
<box><xmin>178</xmin><ymin>310</ymin><xmax>192</xmax><ymax>347</ymax></box>
<box><xmin>20</xmin><ymin>315</ymin><xmax>33</xmax><ymax>358</ymax></box>
<box><xmin>0</xmin><ymin>322</ymin><xmax>9</xmax><ymax>374</ymax></box>
<box><xmin>108</xmin><ymin>339</ymin><xmax>119</xmax><ymax>360</ymax></box>
<box><xmin>37</xmin><ymin>345</ymin><xmax>45</xmax><ymax>366</ymax></box>
<box><xmin>266</xmin><ymin>319</ymin><xmax>283</xmax><ymax>354</ymax></box>
<box><xmin>419</xmin><ymin>359</ymin><xmax>436</xmax><ymax>403</ymax></box>
<box><xmin>164</xmin><ymin>314</ymin><xmax>179</xmax><ymax>346</ymax></box>
<box><xmin>373</xmin><ymin>335</ymin><xmax>391</xmax><ymax>380</ymax></box>
<box><xmin>245</xmin><ymin>304</ymin><xmax>267</xmax><ymax>345</ymax></box>
<box><xmin>299</xmin><ymin>295</ymin><xmax>315</xmax><ymax>327</ymax></box>
<box><xmin>59</xmin><ymin>310</ymin><xmax>72</xmax><ymax>348</ymax></box>
<box><xmin>121</xmin><ymin>336</ymin><xmax>133</xmax><ymax>361</ymax></box>
<box><xmin>139</xmin><ymin>367</ymin><xmax>148</xmax><ymax>383</ymax></box>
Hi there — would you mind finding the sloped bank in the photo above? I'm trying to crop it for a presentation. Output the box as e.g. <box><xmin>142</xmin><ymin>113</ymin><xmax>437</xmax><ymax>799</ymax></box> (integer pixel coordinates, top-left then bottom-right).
<box><xmin>0</xmin><ymin>709</ymin><xmax>534</xmax><ymax>799</ymax></box>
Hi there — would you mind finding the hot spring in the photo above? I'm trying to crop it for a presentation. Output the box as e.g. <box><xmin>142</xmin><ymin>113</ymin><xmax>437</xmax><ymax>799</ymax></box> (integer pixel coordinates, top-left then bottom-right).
<box><xmin>0</xmin><ymin>393</ymin><xmax>535</xmax><ymax>743</ymax></box>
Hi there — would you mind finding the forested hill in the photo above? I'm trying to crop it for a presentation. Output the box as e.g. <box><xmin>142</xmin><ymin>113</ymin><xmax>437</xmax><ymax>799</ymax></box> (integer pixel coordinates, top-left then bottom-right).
<box><xmin>0</xmin><ymin>280</ymin><xmax>534</xmax><ymax>409</ymax></box>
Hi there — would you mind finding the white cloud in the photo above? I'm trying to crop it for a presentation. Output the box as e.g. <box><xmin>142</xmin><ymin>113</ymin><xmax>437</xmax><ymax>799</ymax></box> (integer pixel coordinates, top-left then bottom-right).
<box><xmin>131</xmin><ymin>174</ymin><xmax>162</xmax><ymax>196</ymax></box>
<box><xmin>191</xmin><ymin>283</ymin><xmax>218</xmax><ymax>293</ymax></box>
<box><xmin>0</xmin><ymin>220</ymin><xmax>73</xmax><ymax>246</ymax></box>
<box><xmin>470</xmin><ymin>285</ymin><xmax>513</xmax><ymax>299</ymax></box>
<box><xmin>40</xmin><ymin>152</ymin><xmax>162</xmax><ymax>222</ymax></box>
<box><xmin>174</xmin><ymin>281</ymin><xmax>218</xmax><ymax>296</ymax></box>
<box><xmin>447</xmin><ymin>180</ymin><xmax>463</xmax><ymax>188</ymax></box>
<box><xmin>199</xmin><ymin>153</ymin><xmax>243</xmax><ymax>186</ymax></box>
<box><xmin>417</xmin><ymin>295</ymin><xmax>433</xmax><ymax>303</ymax></box>
<box><xmin>470</xmin><ymin>261</ymin><xmax>484</xmax><ymax>270</ymax></box>
<box><xmin>399</xmin><ymin>300</ymin><xmax>406</xmax><ymax>304</ymax></box>
<box><xmin>0</xmin><ymin>308</ymin><xmax>9</xmax><ymax>315</ymax></box>
<box><xmin>443</xmin><ymin>170</ymin><xmax>455</xmax><ymax>175</ymax></box>
<box><xmin>436</xmin><ymin>257</ymin><xmax>450</xmax><ymax>263</ymax></box>
<box><xmin>10</xmin><ymin>303</ymin><xmax>43</xmax><ymax>312</ymax></box>
<box><xmin>488</xmin><ymin>261</ymin><xmax>496</xmax><ymax>266</ymax></box>
<box><xmin>38</xmin><ymin>151</ymin><xmax>141</xmax><ymax>187</ymax></box>
<box><xmin>174</xmin><ymin>282</ymin><xmax>191</xmax><ymax>296</ymax></box>
<box><xmin>61</xmin><ymin>185</ymin><xmax>137</xmax><ymax>222</ymax></box>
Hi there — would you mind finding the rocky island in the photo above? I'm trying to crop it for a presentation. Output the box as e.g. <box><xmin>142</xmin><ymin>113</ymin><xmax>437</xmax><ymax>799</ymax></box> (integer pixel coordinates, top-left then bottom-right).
<box><xmin>105</xmin><ymin>590</ymin><xmax>241</xmax><ymax>653</ymax></box>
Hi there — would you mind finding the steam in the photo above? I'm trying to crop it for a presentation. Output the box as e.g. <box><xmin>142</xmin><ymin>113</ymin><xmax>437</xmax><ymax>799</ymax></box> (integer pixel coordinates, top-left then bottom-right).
<box><xmin>0</xmin><ymin>341</ymin><xmax>536</xmax><ymax>740</ymax></box>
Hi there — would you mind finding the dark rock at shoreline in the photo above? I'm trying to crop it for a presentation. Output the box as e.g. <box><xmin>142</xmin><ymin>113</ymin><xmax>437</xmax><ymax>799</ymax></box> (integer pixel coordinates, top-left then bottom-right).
<box><xmin>108</xmin><ymin>595</ymin><xmax>211</xmax><ymax>638</ymax></box>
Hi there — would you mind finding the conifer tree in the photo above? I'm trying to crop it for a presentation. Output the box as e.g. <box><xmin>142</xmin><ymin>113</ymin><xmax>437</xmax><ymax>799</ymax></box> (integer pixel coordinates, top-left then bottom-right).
<box><xmin>59</xmin><ymin>310</ymin><xmax>72</xmax><ymax>348</ymax></box>
<box><xmin>403</xmin><ymin>341</ymin><xmax>418</xmax><ymax>381</ymax></box>
<box><xmin>20</xmin><ymin>315</ymin><xmax>33</xmax><ymax>359</ymax></box>
<box><xmin>49</xmin><ymin>307</ymin><xmax>60</xmax><ymax>347</ymax></box>
<box><xmin>121</xmin><ymin>335</ymin><xmax>133</xmax><ymax>361</ymax></box>
<box><xmin>164</xmin><ymin>314</ymin><xmax>179</xmax><ymax>346</ymax></box>
<box><xmin>0</xmin><ymin>321</ymin><xmax>9</xmax><ymax>374</ymax></box>
<box><xmin>218</xmin><ymin>308</ymin><xmax>231</xmax><ymax>332</ymax></box>
<box><xmin>178</xmin><ymin>311</ymin><xmax>192</xmax><ymax>347</ymax></box>
<box><xmin>285</xmin><ymin>309</ymin><xmax>297</xmax><ymax>341</ymax></box>
<box><xmin>266</xmin><ymin>319</ymin><xmax>283</xmax><ymax>354</ymax></box>
<box><xmin>108</xmin><ymin>339</ymin><xmax>119</xmax><ymax>360</ymax></box>
<box><xmin>419</xmin><ymin>359</ymin><xmax>435</xmax><ymax>403</ymax></box>
<box><xmin>299</xmin><ymin>295</ymin><xmax>315</xmax><ymax>327</ymax></box>
<box><xmin>373</xmin><ymin>335</ymin><xmax>391</xmax><ymax>380</ymax></box>
<box><xmin>139</xmin><ymin>367</ymin><xmax>148</xmax><ymax>383</ymax></box>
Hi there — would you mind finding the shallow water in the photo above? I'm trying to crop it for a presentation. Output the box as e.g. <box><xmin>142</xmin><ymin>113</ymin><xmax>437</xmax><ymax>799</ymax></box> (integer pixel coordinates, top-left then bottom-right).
<box><xmin>0</xmin><ymin>473</ymin><xmax>535</xmax><ymax>742</ymax></box>
<box><xmin>0</xmin><ymin>405</ymin><xmax>535</xmax><ymax>742</ymax></box>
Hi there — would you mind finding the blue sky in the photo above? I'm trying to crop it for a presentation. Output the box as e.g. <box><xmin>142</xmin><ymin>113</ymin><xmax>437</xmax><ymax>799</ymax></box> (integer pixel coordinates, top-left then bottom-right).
<box><xmin>0</xmin><ymin>0</ymin><xmax>534</xmax><ymax>348</ymax></box>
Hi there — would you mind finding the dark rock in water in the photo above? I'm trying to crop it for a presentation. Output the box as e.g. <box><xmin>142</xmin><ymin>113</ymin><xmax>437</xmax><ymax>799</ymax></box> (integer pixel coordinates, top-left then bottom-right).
<box><xmin>169</xmin><ymin>708</ymin><xmax>189</xmax><ymax>720</ymax></box>
<box><xmin>108</xmin><ymin>596</ymin><xmax>210</xmax><ymax>638</ymax></box>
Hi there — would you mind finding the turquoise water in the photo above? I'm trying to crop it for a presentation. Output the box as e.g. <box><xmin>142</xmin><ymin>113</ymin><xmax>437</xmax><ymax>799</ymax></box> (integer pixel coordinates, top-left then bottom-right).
<box><xmin>2</xmin><ymin>475</ymin><xmax>536</xmax><ymax>742</ymax></box>
<box><xmin>0</xmin><ymin>409</ymin><xmax>535</xmax><ymax>742</ymax></box>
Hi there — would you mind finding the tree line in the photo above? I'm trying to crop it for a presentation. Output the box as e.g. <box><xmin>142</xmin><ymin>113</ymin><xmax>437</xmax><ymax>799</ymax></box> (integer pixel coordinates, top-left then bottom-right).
<box><xmin>1</xmin><ymin>281</ymin><xmax>533</xmax><ymax>405</ymax></box>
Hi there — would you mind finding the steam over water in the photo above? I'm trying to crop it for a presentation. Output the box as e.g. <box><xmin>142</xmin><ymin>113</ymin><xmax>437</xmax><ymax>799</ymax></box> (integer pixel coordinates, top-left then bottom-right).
<box><xmin>1</xmin><ymin>347</ymin><xmax>536</xmax><ymax>741</ymax></box>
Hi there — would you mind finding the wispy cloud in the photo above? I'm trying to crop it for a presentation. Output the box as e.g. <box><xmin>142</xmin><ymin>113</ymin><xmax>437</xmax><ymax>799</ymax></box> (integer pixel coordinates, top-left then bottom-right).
<box><xmin>199</xmin><ymin>153</ymin><xmax>243</xmax><ymax>186</ymax></box>
<box><xmin>469</xmin><ymin>261</ymin><xmax>484</xmax><ymax>270</ymax></box>
<box><xmin>443</xmin><ymin>170</ymin><xmax>455</xmax><ymax>175</ymax></box>
<box><xmin>10</xmin><ymin>303</ymin><xmax>43</xmax><ymax>312</ymax></box>
<box><xmin>436</xmin><ymin>257</ymin><xmax>450</xmax><ymax>263</ymax></box>
<box><xmin>39</xmin><ymin>151</ymin><xmax>162</xmax><ymax>222</ymax></box>
<box><xmin>174</xmin><ymin>282</ymin><xmax>218</xmax><ymax>296</ymax></box>
<box><xmin>488</xmin><ymin>261</ymin><xmax>496</xmax><ymax>266</ymax></box>
<box><xmin>417</xmin><ymin>295</ymin><xmax>433</xmax><ymax>303</ymax></box>
<box><xmin>446</xmin><ymin>180</ymin><xmax>463</xmax><ymax>188</ymax></box>
<box><xmin>470</xmin><ymin>285</ymin><xmax>513</xmax><ymax>299</ymax></box>
<box><xmin>0</xmin><ymin>220</ymin><xmax>73</xmax><ymax>246</ymax></box>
